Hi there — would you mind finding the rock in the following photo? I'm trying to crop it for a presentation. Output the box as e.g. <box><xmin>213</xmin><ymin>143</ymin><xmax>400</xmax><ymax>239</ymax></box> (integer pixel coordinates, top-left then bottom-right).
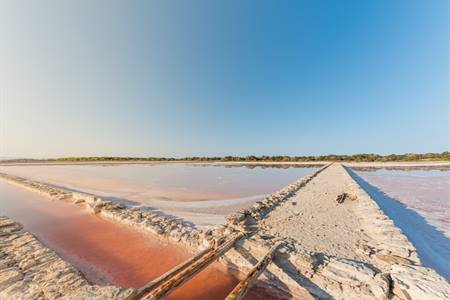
<box><xmin>368</xmin><ymin>273</ymin><xmax>390</xmax><ymax>299</ymax></box>
<box><xmin>108</xmin><ymin>204</ymin><xmax>126</xmax><ymax>210</ymax></box>
<box><xmin>72</xmin><ymin>192</ymin><xmax>96</xmax><ymax>204</ymax></box>
<box><xmin>259</xmin><ymin>234</ymin><xmax>274</xmax><ymax>240</ymax></box>
<box><xmin>320</xmin><ymin>258</ymin><xmax>375</xmax><ymax>286</ymax></box>
<box><xmin>374</xmin><ymin>254</ymin><xmax>414</xmax><ymax>266</ymax></box>
<box><xmin>390</xmin><ymin>264</ymin><xmax>450</xmax><ymax>300</ymax></box>
<box><xmin>1</xmin><ymin>281</ymin><xmax>43</xmax><ymax>299</ymax></box>
<box><xmin>0</xmin><ymin>219</ymin><xmax>18</xmax><ymax>229</ymax></box>
<box><xmin>0</xmin><ymin>268</ymin><xmax>23</xmax><ymax>288</ymax></box>
<box><xmin>226</xmin><ymin>213</ymin><xmax>246</xmax><ymax>224</ymax></box>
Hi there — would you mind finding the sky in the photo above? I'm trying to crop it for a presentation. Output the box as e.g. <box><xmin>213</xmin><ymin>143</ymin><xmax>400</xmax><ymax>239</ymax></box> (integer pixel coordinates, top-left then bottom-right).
<box><xmin>0</xmin><ymin>1</ymin><xmax>449</xmax><ymax>158</ymax></box>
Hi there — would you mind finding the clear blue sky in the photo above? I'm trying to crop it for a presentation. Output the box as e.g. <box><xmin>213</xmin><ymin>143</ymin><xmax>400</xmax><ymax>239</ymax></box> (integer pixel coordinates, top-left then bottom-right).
<box><xmin>1</xmin><ymin>1</ymin><xmax>448</xmax><ymax>158</ymax></box>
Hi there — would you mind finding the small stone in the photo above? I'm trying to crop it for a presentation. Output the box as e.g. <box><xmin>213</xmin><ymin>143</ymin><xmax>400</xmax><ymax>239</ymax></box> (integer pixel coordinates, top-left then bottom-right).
<box><xmin>259</xmin><ymin>234</ymin><xmax>273</xmax><ymax>240</ymax></box>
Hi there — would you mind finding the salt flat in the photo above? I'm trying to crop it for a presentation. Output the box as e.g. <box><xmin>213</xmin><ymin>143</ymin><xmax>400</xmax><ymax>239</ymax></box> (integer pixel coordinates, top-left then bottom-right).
<box><xmin>0</xmin><ymin>163</ymin><xmax>317</xmax><ymax>228</ymax></box>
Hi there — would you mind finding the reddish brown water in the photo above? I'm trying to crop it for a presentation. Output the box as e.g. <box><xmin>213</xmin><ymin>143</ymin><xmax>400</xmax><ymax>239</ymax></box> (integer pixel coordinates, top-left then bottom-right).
<box><xmin>0</xmin><ymin>181</ymin><xmax>275</xmax><ymax>299</ymax></box>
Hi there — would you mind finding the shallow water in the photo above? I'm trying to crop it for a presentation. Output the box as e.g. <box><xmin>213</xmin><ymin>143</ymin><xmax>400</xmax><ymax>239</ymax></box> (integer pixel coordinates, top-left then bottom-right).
<box><xmin>0</xmin><ymin>181</ymin><xmax>276</xmax><ymax>299</ymax></box>
<box><xmin>350</xmin><ymin>168</ymin><xmax>450</xmax><ymax>282</ymax></box>
<box><xmin>354</xmin><ymin>169</ymin><xmax>450</xmax><ymax>237</ymax></box>
<box><xmin>0</xmin><ymin>163</ymin><xmax>317</xmax><ymax>227</ymax></box>
<box><xmin>0</xmin><ymin>163</ymin><xmax>316</xmax><ymax>201</ymax></box>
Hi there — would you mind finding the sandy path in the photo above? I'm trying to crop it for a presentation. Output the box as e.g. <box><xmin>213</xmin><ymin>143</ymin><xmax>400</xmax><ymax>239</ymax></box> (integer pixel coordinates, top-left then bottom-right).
<box><xmin>239</xmin><ymin>163</ymin><xmax>450</xmax><ymax>299</ymax></box>
<box><xmin>259</xmin><ymin>163</ymin><xmax>369</xmax><ymax>261</ymax></box>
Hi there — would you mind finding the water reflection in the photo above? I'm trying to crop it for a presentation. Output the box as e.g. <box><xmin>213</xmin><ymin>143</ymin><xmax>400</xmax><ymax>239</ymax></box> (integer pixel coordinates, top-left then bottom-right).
<box><xmin>0</xmin><ymin>164</ymin><xmax>317</xmax><ymax>228</ymax></box>
<box><xmin>0</xmin><ymin>181</ymin><xmax>245</xmax><ymax>299</ymax></box>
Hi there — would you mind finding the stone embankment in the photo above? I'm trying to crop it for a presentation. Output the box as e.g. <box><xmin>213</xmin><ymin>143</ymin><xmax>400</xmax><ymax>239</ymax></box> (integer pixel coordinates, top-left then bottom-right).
<box><xmin>0</xmin><ymin>216</ymin><xmax>134</xmax><ymax>299</ymax></box>
<box><xmin>216</xmin><ymin>163</ymin><xmax>450</xmax><ymax>300</ymax></box>
<box><xmin>1</xmin><ymin>164</ymin><xmax>449</xmax><ymax>300</ymax></box>
<box><xmin>0</xmin><ymin>167</ymin><xmax>327</xmax><ymax>299</ymax></box>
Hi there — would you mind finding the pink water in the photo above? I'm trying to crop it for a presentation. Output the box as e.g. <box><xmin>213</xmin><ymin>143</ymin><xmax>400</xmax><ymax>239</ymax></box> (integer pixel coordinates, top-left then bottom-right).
<box><xmin>355</xmin><ymin>169</ymin><xmax>450</xmax><ymax>237</ymax></box>
<box><xmin>0</xmin><ymin>180</ymin><xmax>284</xmax><ymax>299</ymax></box>
<box><xmin>0</xmin><ymin>163</ymin><xmax>317</xmax><ymax>227</ymax></box>
<box><xmin>0</xmin><ymin>163</ymin><xmax>316</xmax><ymax>201</ymax></box>
<box><xmin>352</xmin><ymin>168</ymin><xmax>450</xmax><ymax>281</ymax></box>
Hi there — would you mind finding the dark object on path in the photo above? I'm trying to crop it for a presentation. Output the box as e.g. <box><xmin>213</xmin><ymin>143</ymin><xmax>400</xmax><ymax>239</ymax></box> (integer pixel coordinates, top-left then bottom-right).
<box><xmin>336</xmin><ymin>193</ymin><xmax>348</xmax><ymax>204</ymax></box>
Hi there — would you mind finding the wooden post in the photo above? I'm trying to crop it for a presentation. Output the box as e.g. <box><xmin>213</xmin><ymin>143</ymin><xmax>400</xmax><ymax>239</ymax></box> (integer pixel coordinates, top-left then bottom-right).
<box><xmin>225</xmin><ymin>242</ymin><xmax>283</xmax><ymax>300</ymax></box>
<box><xmin>142</xmin><ymin>232</ymin><xmax>244</xmax><ymax>300</ymax></box>
<box><xmin>129</xmin><ymin>246</ymin><xmax>214</xmax><ymax>300</ymax></box>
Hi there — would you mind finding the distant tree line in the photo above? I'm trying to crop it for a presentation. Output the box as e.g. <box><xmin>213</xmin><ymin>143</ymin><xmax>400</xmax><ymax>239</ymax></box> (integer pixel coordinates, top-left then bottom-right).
<box><xmin>1</xmin><ymin>152</ymin><xmax>449</xmax><ymax>163</ymax></box>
